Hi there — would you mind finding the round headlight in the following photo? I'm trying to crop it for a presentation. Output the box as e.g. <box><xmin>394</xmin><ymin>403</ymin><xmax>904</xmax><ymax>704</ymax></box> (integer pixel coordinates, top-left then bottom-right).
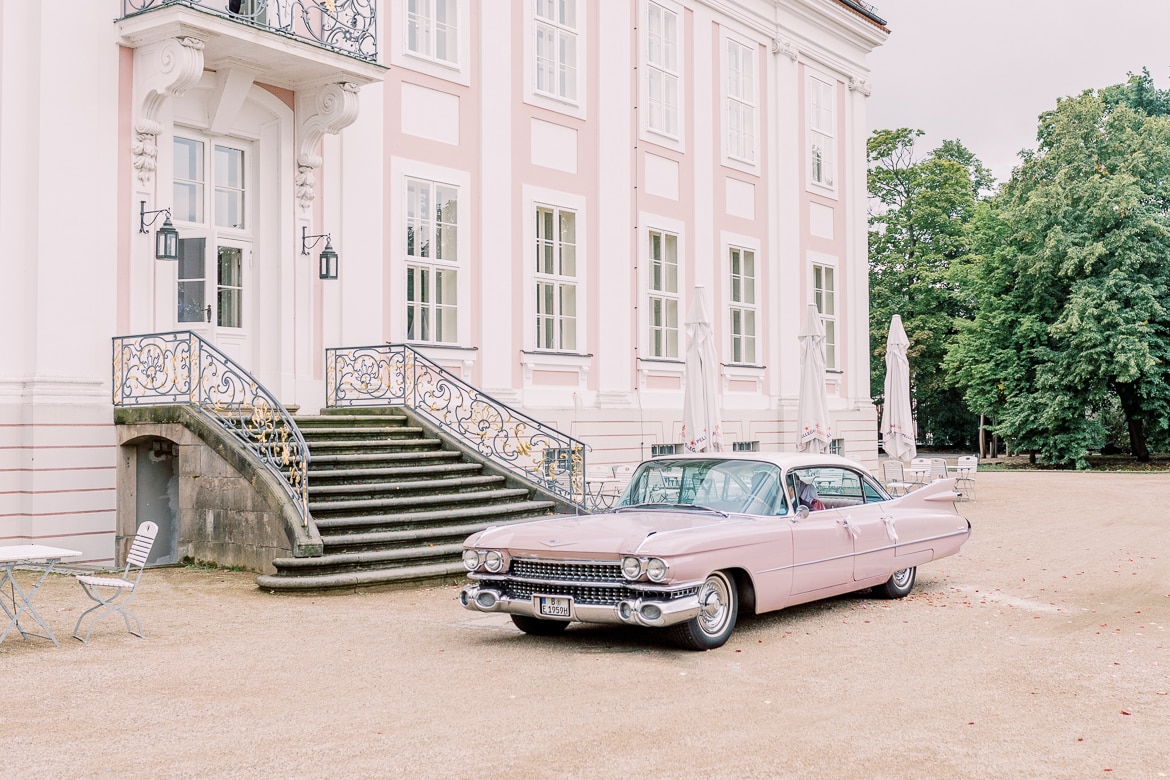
<box><xmin>484</xmin><ymin>550</ymin><xmax>506</xmax><ymax>573</ymax></box>
<box><xmin>462</xmin><ymin>549</ymin><xmax>481</xmax><ymax>571</ymax></box>
<box><xmin>646</xmin><ymin>558</ymin><xmax>669</xmax><ymax>582</ymax></box>
<box><xmin>621</xmin><ymin>556</ymin><xmax>643</xmax><ymax>580</ymax></box>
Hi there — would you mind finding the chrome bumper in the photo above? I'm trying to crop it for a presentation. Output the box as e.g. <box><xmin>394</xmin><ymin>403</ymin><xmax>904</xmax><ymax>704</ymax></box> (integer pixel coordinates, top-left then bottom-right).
<box><xmin>459</xmin><ymin>584</ymin><xmax>701</xmax><ymax>629</ymax></box>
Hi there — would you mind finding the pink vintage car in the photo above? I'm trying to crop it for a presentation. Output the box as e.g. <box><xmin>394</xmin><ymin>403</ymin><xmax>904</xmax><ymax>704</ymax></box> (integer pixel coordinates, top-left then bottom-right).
<box><xmin>460</xmin><ymin>453</ymin><xmax>970</xmax><ymax>650</ymax></box>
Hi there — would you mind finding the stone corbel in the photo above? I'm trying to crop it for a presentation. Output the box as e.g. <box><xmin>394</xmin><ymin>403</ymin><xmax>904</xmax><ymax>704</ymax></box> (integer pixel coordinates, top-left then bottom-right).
<box><xmin>295</xmin><ymin>82</ymin><xmax>360</xmax><ymax>213</ymax></box>
<box><xmin>848</xmin><ymin>76</ymin><xmax>872</xmax><ymax>97</ymax></box>
<box><xmin>132</xmin><ymin>36</ymin><xmax>205</xmax><ymax>187</ymax></box>
<box><xmin>771</xmin><ymin>37</ymin><xmax>799</xmax><ymax>61</ymax></box>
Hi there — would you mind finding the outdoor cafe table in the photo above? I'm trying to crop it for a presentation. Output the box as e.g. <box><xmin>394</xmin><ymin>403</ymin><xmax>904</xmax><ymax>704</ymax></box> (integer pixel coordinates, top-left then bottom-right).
<box><xmin>0</xmin><ymin>545</ymin><xmax>82</xmax><ymax>647</ymax></box>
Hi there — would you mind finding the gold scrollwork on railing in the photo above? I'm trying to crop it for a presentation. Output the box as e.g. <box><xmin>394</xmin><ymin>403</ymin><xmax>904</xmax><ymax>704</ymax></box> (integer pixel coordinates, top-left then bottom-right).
<box><xmin>326</xmin><ymin>344</ymin><xmax>586</xmax><ymax>507</ymax></box>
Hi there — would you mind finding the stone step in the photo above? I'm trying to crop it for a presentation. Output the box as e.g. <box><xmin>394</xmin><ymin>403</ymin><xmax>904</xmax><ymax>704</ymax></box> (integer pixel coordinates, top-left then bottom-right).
<box><xmin>299</xmin><ymin>426</ymin><xmax>425</xmax><ymax>439</ymax></box>
<box><xmin>308</xmin><ymin>474</ymin><xmax>504</xmax><ymax>499</ymax></box>
<box><xmin>257</xmin><ymin>560</ymin><xmax>467</xmax><ymax>591</ymax></box>
<box><xmin>309</xmin><ymin>450</ymin><xmax>461</xmax><ymax>468</ymax></box>
<box><xmin>320</xmin><ymin>515</ymin><xmax>536</xmax><ymax>552</ymax></box>
<box><xmin>297</xmin><ymin>413</ymin><xmax>410</xmax><ymax>426</ymax></box>
<box><xmin>306</xmin><ymin>463</ymin><xmax>484</xmax><ymax>484</ymax></box>
<box><xmin>308</xmin><ymin>487</ymin><xmax>533</xmax><ymax>515</ymax></box>
<box><xmin>304</xmin><ymin>438</ymin><xmax>441</xmax><ymax>452</ymax></box>
<box><xmin>312</xmin><ymin>499</ymin><xmax>558</xmax><ymax>532</ymax></box>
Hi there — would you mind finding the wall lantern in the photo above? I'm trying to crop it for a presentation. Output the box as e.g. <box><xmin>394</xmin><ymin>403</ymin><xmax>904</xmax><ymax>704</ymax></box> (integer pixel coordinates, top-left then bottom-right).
<box><xmin>140</xmin><ymin>200</ymin><xmax>180</xmax><ymax>260</ymax></box>
<box><xmin>302</xmin><ymin>225</ymin><xmax>339</xmax><ymax>280</ymax></box>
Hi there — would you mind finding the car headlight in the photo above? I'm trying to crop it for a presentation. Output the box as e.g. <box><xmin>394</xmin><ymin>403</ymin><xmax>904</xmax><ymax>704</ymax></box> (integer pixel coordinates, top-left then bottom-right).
<box><xmin>484</xmin><ymin>549</ymin><xmax>508</xmax><ymax>573</ymax></box>
<box><xmin>462</xmin><ymin>549</ymin><xmax>482</xmax><ymax>571</ymax></box>
<box><xmin>621</xmin><ymin>556</ymin><xmax>644</xmax><ymax>580</ymax></box>
<box><xmin>645</xmin><ymin>557</ymin><xmax>670</xmax><ymax>582</ymax></box>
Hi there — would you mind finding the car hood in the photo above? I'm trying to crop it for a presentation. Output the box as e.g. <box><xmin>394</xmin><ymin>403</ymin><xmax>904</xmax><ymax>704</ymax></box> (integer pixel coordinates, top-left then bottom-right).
<box><xmin>471</xmin><ymin>509</ymin><xmax>740</xmax><ymax>555</ymax></box>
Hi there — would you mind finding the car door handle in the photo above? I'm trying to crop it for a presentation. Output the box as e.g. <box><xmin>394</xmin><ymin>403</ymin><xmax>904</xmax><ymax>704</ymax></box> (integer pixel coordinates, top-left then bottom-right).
<box><xmin>837</xmin><ymin>516</ymin><xmax>860</xmax><ymax>539</ymax></box>
<box><xmin>881</xmin><ymin>515</ymin><xmax>898</xmax><ymax>542</ymax></box>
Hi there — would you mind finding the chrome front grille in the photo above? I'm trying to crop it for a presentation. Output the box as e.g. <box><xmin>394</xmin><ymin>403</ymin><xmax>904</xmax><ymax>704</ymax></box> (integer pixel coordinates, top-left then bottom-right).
<box><xmin>510</xmin><ymin>558</ymin><xmax>624</xmax><ymax>583</ymax></box>
<box><xmin>509</xmin><ymin>580</ymin><xmax>629</xmax><ymax>606</ymax></box>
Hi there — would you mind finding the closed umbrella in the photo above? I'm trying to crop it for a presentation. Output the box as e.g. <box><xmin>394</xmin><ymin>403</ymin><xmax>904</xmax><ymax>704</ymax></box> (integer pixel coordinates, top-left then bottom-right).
<box><xmin>797</xmin><ymin>303</ymin><xmax>832</xmax><ymax>453</ymax></box>
<box><xmin>880</xmin><ymin>314</ymin><xmax>917</xmax><ymax>460</ymax></box>
<box><xmin>681</xmin><ymin>286</ymin><xmax>722</xmax><ymax>453</ymax></box>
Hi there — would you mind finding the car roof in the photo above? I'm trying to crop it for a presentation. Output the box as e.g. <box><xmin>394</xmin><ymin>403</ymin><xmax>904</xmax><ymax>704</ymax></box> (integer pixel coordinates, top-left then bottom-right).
<box><xmin>641</xmin><ymin>451</ymin><xmax>867</xmax><ymax>471</ymax></box>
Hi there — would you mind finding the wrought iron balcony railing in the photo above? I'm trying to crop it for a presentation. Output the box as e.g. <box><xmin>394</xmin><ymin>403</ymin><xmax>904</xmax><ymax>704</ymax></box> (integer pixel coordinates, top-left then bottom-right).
<box><xmin>326</xmin><ymin>344</ymin><xmax>587</xmax><ymax>508</ymax></box>
<box><xmin>113</xmin><ymin>331</ymin><xmax>310</xmax><ymax>526</ymax></box>
<box><xmin>120</xmin><ymin>0</ymin><xmax>378</xmax><ymax>62</ymax></box>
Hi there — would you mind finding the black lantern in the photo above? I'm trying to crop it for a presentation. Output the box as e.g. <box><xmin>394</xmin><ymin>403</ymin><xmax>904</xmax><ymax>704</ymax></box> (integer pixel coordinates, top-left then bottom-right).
<box><xmin>302</xmin><ymin>225</ymin><xmax>339</xmax><ymax>280</ymax></box>
<box><xmin>140</xmin><ymin>200</ymin><xmax>180</xmax><ymax>260</ymax></box>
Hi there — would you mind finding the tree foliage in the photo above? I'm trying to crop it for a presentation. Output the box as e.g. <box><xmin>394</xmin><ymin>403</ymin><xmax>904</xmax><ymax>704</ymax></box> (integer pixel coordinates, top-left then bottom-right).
<box><xmin>868</xmin><ymin>128</ymin><xmax>991</xmax><ymax>447</ymax></box>
<box><xmin>945</xmin><ymin>70</ymin><xmax>1170</xmax><ymax>465</ymax></box>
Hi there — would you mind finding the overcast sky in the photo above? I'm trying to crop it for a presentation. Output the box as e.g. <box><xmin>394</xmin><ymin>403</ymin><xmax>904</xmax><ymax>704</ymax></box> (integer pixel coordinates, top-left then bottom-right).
<box><xmin>865</xmin><ymin>0</ymin><xmax>1170</xmax><ymax>185</ymax></box>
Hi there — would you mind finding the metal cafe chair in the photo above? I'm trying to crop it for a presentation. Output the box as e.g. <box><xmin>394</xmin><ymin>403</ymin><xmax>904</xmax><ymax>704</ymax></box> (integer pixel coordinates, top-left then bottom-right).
<box><xmin>881</xmin><ymin>459</ymin><xmax>915</xmax><ymax>496</ymax></box>
<box><xmin>72</xmin><ymin>521</ymin><xmax>158</xmax><ymax>643</ymax></box>
<box><xmin>954</xmin><ymin>455</ymin><xmax>978</xmax><ymax>500</ymax></box>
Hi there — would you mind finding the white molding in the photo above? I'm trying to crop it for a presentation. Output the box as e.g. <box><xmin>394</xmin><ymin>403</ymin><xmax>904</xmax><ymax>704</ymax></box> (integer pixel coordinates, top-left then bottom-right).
<box><xmin>295</xmin><ymin>82</ymin><xmax>361</xmax><ymax>213</ymax></box>
<box><xmin>132</xmin><ymin>36</ymin><xmax>205</xmax><ymax>186</ymax></box>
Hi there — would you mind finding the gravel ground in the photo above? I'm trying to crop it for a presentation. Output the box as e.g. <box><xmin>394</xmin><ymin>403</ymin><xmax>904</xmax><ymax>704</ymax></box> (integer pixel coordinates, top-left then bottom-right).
<box><xmin>2</xmin><ymin>471</ymin><xmax>1168</xmax><ymax>779</ymax></box>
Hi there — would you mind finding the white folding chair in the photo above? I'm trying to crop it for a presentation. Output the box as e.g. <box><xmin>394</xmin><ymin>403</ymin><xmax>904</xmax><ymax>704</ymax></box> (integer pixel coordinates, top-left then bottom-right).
<box><xmin>928</xmin><ymin>458</ymin><xmax>949</xmax><ymax>483</ymax></box>
<box><xmin>72</xmin><ymin>521</ymin><xmax>158</xmax><ymax>643</ymax></box>
<box><xmin>955</xmin><ymin>455</ymin><xmax>978</xmax><ymax>500</ymax></box>
<box><xmin>881</xmin><ymin>460</ymin><xmax>914</xmax><ymax>496</ymax></box>
<box><xmin>908</xmin><ymin>457</ymin><xmax>931</xmax><ymax>485</ymax></box>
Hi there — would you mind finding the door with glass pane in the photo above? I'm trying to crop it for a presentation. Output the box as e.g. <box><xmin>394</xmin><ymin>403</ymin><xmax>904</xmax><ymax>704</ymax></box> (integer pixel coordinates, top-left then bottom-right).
<box><xmin>172</xmin><ymin>135</ymin><xmax>252</xmax><ymax>362</ymax></box>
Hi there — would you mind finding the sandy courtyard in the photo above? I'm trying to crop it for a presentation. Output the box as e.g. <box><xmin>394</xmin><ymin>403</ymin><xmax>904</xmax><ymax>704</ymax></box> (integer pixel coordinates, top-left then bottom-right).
<box><xmin>2</xmin><ymin>471</ymin><xmax>1168</xmax><ymax>778</ymax></box>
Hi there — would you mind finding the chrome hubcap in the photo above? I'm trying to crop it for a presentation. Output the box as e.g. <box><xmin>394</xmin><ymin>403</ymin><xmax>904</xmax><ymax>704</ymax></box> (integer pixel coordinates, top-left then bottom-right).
<box><xmin>892</xmin><ymin>568</ymin><xmax>912</xmax><ymax>588</ymax></box>
<box><xmin>697</xmin><ymin>574</ymin><xmax>731</xmax><ymax>636</ymax></box>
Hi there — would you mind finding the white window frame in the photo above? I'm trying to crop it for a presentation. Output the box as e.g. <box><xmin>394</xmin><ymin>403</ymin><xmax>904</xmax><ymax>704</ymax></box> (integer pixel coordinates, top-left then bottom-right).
<box><xmin>390</xmin><ymin>0</ymin><xmax>471</xmax><ymax>85</ymax></box>
<box><xmin>389</xmin><ymin>159</ymin><xmax>472</xmax><ymax>346</ymax></box>
<box><xmin>723</xmin><ymin>34</ymin><xmax>756</xmax><ymax>166</ymax></box>
<box><xmin>404</xmin><ymin>177</ymin><xmax>460</xmax><ymax>344</ymax></box>
<box><xmin>807</xmin><ymin>71</ymin><xmax>837</xmax><ymax>191</ymax></box>
<box><xmin>534</xmin><ymin>0</ymin><xmax>578</xmax><ymax>103</ymax></box>
<box><xmin>406</xmin><ymin>0</ymin><xmax>459</xmax><ymax>65</ymax></box>
<box><xmin>524</xmin><ymin>0</ymin><xmax>586</xmax><ymax>117</ymax></box>
<box><xmin>534</xmin><ymin>204</ymin><xmax>579</xmax><ymax>353</ymax></box>
<box><xmin>728</xmin><ymin>245</ymin><xmax>758</xmax><ymax>365</ymax></box>
<box><xmin>641</xmin><ymin>0</ymin><xmax>683</xmax><ymax>146</ymax></box>
<box><xmin>646</xmin><ymin>228</ymin><xmax>680</xmax><ymax>359</ymax></box>
<box><xmin>812</xmin><ymin>258</ymin><xmax>838</xmax><ymax>370</ymax></box>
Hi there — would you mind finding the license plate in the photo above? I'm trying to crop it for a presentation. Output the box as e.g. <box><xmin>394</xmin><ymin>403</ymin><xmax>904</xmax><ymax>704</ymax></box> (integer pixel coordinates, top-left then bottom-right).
<box><xmin>536</xmin><ymin>595</ymin><xmax>572</xmax><ymax>618</ymax></box>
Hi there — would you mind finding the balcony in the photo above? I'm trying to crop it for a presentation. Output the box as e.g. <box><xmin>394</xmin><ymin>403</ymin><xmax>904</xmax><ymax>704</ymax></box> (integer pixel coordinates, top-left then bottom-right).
<box><xmin>117</xmin><ymin>0</ymin><xmax>385</xmax><ymax>90</ymax></box>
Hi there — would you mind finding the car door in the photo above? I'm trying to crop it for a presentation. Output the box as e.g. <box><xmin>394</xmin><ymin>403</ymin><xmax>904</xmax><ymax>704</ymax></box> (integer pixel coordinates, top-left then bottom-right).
<box><xmin>840</xmin><ymin>470</ymin><xmax>896</xmax><ymax>582</ymax></box>
<box><xmin>788</xmin><ymin>469</ymin><xmax>854</xmax><ymax>594</ymax></box>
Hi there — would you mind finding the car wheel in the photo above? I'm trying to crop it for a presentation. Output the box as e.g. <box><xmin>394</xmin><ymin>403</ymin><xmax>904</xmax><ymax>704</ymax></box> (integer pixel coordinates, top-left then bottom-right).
<box><xmin>510</xmin><ymin>614</ymin><xmax>570</xmax><ymax>636</ymax></box>
<box><xmin>668</xmin><ymin>570</ymin><xmax>739</xmax><ymax>650</ymax></box>
<box><xmin>873</xmin><ymin>566</ymin><xmax>916</xmax><ymax>599</ymax></box>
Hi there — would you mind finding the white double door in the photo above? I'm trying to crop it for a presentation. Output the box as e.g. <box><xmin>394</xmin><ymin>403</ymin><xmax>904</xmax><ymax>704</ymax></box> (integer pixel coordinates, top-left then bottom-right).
<box><xmin>171</xmin><ymin>133</ymin><xmax>253</xmax><ymax>365</ymax></box>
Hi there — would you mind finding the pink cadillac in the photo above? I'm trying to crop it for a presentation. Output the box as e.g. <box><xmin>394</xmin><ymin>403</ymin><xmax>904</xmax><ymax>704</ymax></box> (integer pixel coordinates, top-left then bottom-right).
<box><xmin>460</xmin><ymin>453</ymin><xmax>971</xmax><ymax>650</ymax></box>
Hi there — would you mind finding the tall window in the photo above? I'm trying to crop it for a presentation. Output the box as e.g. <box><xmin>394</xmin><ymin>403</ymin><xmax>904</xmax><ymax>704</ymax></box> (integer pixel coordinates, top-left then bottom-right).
<box><xmin>535</xmin><ymin>0</ymin><xmax>577</xmax><ymax>101</ymax></box>
<box><xmin>407</xmin><ymin>0</ymin><xmax>458</xmax><ymax>64</ymax></box>
<box><xmin>729</xmin><ymin>247</ymin><xmax>756</xmax><ymax>364</ymax></box>
<box><xmin>726</xmin><ymin>40</ymin><xmax>755</xmax><ymax>163</ymax></box>
<box><xmin>646</xmin><ymin>2</ymin><xmax>679</xmax><ymax>137</ymax></box>
<box><xmin>648</xmin><ymin>229</ymin><xmax>679</xmax><ymax>358</ymax></box>
<box><xmin>813</xmin><ymin>263</ymin><xmax>837</xmax><ymax>369</ymax></box>
<box><xmin>535</xmin><ymin>205</ymin><xmax>577</xmax><ymax>351</ymax></box>
<box><xmin>173</xmin><ymin>136</ymin><xmax>248</xmax><ymax>329</ymax></box>
<box><xmin>405</xmin><ymin>178</ymin><xmax>459</xmax><ymax>343</ymax></box>
<box><xmin>808</xmin><ymin>75</ymin><xmax>836</xmax><ymax>187</ymax></box>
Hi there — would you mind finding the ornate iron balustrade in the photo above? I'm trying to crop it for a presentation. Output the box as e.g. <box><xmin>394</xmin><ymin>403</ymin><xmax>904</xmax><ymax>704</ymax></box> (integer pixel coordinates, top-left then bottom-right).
<box><xmin>326</xmin><ymin>345</ymin><xmax>587</xmax><ymax>507</ymax></box>
<box><xmin>120</xmin><ymin>0</ymin><xmax>378</xmax><ymax>62</ymax></box>
<box><xmin>113</xmin><ymin>331</ymin><xmax>310</xmax><ymax>526</ymax></box>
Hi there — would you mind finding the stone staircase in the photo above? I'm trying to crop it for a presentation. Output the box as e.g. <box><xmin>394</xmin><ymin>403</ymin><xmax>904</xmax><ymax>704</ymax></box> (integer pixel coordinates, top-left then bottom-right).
<box><xmin>255</xmin><ymin>409</ymin><xmax>567</xmax><ymax>591</ymax></box>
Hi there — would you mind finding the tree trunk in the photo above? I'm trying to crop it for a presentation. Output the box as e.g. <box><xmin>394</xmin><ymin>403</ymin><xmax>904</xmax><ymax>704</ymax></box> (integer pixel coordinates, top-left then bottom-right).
<box><xmin>1114</xmin><ymin>384</ymin><xmax>1150</xmax><ymax>462</ymax></box>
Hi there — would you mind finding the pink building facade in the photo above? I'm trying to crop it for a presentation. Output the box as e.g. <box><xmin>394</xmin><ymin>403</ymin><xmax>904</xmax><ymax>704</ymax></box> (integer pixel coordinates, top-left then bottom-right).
<box><xmin>0</xmin><ymin>0</ymin><xmax>888</xmax><ymax>566</ymax></box>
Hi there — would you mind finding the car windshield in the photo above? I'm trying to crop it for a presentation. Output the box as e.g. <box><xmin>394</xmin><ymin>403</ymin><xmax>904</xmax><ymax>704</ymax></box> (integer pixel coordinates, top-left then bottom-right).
<box><xmin>617</xmin><ymin>458</ymin><xmax>787</xmax><ymax>515</ymax></box>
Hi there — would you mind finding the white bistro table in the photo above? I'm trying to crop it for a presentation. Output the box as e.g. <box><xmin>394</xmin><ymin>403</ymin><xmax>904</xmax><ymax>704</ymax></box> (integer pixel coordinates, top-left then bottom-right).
<box><xmin>0</xmin><ymin>545</ymin><xmax>83</xmax><ymax>646</ymax></box>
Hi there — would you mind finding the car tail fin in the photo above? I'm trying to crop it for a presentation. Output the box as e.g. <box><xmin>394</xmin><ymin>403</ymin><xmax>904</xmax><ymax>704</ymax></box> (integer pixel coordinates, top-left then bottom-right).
<box><xmin>892</xmin><ymin>477</ymin><xmax>962</xmax><ymax>508</ymax></box>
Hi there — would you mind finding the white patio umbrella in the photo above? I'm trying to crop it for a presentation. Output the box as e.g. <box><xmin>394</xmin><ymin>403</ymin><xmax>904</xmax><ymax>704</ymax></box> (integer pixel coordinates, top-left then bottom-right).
<box><xmin>796</xmin><ymin>303</ymin><xmax>832</xmax><ymax>453</ymax></box>
<box><xmin>680</xmin><ymin>286</ymin><xmax>722</xmax><ymax>453</ymax></box>
<box><xmin>880</xmin><ymin>314</ymin><xmax>917</xmax><ymax>460</ymax></box>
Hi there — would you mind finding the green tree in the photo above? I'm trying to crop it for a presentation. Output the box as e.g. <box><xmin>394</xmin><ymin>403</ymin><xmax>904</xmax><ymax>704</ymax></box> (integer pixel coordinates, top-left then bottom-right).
<box><xmin>946</xmin><ymin>72</ymin><xmax>1170</xmax><ymax>465</ymax></box>
<box><xmin>868</xmin><ymin>128</ymin><xmax>990</xmax><ymax>447</ymax></box>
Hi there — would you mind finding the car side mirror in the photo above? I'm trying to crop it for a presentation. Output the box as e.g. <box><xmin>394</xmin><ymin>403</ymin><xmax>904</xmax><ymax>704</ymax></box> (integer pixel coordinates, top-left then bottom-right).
<box><xmin>794</xmin><ymin>505</ymin><xmax>809</xmax><ymax>520</ymax></box>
